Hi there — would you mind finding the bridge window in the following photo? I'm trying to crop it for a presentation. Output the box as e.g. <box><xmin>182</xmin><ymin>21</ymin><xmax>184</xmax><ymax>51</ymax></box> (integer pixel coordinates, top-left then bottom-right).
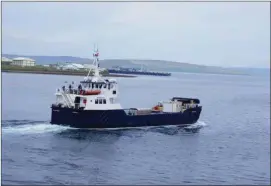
<box><xmin>82</xmin><ymin>83</ymin><xmax>87</xmax><ymax>88</ymax></box>
<box><xmin>95</xmin><ymin>98</ymin><xmax>107</xmax><ymax>104</ymax></box>
<box><xmin>113</xmin><ymin>90</ymin><xmax>116</xmax><ymax>94</ymax></box>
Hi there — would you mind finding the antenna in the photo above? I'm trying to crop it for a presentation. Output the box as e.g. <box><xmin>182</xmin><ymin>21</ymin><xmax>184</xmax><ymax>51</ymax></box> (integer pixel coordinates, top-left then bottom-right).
<box><xmin>86</xmin><ymin>43</ymin><xmax>100</xmax><ymax>79</ymax></box>
<box><xmin>93</xmin><ymin>43</ymin><xmax>100</xmax><ymax>77</ymax></box>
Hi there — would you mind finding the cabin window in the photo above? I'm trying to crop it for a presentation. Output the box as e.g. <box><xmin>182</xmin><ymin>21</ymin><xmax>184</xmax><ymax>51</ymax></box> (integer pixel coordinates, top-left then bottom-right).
<box><xmin>95</xmin><ymin>99</ymin><xmax>98</xmax><ymax>104</ymax></box>
<box><xmin>104</xmin><ymin>84</ymin><xmax>107</xmax><ymax>88</ymax></box>
<box><xmin>99</xmin><ymin>84</ymin><xmax>103</xmax><ymax>89</ymax></box>
<box><xmin>113</xmin><ymin>90</ymin><xmax>116</xmax><ymax>94</ymax></box>
<box><xmin>99</xmin><ymin>99</ymin><xmax>102</xmax><ymax>104</ymax></box>
<box><xmin>92</xmin><ymin>84</ymin><xmax>94</xmax><ymax>89</ymax></box>
<box><xmin>95</xmin><ymin>84</ymin><xmax>98</xmax><ymax>88</ymax></box>
<box><xmin>103</xmin><ymin>99</ymin><xmax>106</xmax><ymax>104</ymax></box>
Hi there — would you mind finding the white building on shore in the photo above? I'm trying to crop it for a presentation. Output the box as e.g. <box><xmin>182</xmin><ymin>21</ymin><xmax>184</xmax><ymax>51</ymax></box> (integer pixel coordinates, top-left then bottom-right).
<box><xmin>12</xmin><ymin>57</ymin><xmax>36</xmax><ymax>66</ymax></box>
<box><xmin>83</xmin><ymin>64</ymin><xmax>106</xmax><ymax>72</ymax></box>
<box><xmin>61</xmin><ymin>63</ymin><xmax>86</xmax><ymax>70</ymax></box>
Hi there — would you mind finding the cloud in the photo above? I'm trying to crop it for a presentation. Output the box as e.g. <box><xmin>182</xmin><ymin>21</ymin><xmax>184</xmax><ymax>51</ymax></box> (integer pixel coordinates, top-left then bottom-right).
<box><xmin>2</xmin><ymin>2</ymin><xmax>270</xmax><ymax>67</ymax></box>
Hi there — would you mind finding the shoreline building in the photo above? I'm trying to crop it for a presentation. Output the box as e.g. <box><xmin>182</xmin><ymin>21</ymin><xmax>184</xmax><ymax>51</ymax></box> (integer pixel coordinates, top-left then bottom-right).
<box><xmin>12</xmin><ymin>57</ymin><xmax>36</xmax><ymax>66</ymax></box>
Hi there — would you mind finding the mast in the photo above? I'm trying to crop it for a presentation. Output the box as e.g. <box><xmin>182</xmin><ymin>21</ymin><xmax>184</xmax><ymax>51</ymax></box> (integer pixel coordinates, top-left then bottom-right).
<box><xmin>86</xmin><ymin>44</ymin><xmax>100</xmax><ymax>78</ymax></box>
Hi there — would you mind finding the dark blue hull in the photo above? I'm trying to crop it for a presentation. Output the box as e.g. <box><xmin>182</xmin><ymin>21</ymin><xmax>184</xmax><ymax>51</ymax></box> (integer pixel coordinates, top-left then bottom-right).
<box><xmin>50</xmin><ymin>105</ymin><xmax>202</xmax><ymax>129</ymax></box>
<box><xmin>108</xmin><ymin>69</ymin><xmax>171</xmax><ymax>77</ymax></box>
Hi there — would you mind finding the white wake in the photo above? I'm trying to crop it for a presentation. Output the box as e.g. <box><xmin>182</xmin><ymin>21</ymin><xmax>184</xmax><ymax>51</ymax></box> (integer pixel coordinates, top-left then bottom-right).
<box><xmin>184</xmin><ymin>120</ymin><xmax>207</xmax><ymax>129</ymax></box>
<box><xmin>2</xmin><ymin>120</ymin><xmax>208</xmax><ymax>135</ymax></box>
<box><xmin>2</xmin><ymin>123</ymin><xmax>73</xmax><ymax>135</ymax></box>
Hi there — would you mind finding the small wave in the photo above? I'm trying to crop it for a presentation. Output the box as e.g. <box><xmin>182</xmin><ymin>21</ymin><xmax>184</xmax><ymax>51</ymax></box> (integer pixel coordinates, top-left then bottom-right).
<box><xmin>184</xmin><ymin>121</ymin><xmax>207</xmax><ymax>129</ymax></box>
<box><xmin>183</xmin><ymin>120</ymin><xmax>207</xmax><ymax>132</ymax></box>
<box><xmin>2</xmin><ymin>122</ymin><xmax>73</xmax><ymax>135</ymax></box>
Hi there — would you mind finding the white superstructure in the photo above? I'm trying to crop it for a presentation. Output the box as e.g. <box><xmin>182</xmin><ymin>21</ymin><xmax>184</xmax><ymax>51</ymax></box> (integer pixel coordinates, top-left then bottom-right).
<box><xmin>53</xmin><ymin>45</ymin><xmax>198</xmax><ymax>114</ymax></box>
<box><xmin>54</xmin><ymin>45</ymin><xmax>122</xmax><ymax>110</ymax></box>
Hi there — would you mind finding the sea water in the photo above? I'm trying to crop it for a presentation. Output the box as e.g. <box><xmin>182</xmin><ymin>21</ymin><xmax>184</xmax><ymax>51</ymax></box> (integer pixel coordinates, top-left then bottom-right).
<box><xmin>2</xmin><ymin>72</ymin><xmax>270</xmax><ymax>185</ymax></box>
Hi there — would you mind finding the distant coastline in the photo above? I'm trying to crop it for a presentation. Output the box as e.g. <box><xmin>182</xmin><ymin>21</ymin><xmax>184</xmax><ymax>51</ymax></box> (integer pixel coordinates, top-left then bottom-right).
<box><xmin>1</xmin><ymin>68</ymin><xmax>251</xmax><ymax>77</ymax></box>
<box><xmin>1</xmin><ymin>67</ymin><xmax>136</xmax><ymax>78</ymax></box>
<box><xmin>2</xmin><ymin>54</ymin><xmax>269</xmax><ymax>76</ymax></box>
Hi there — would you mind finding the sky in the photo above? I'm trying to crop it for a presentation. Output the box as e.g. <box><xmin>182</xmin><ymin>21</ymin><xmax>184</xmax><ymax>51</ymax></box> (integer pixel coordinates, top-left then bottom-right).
<box><xmin>2</xmin><ymin>2</ymin><xmax>270</xmax><ymax>68</ymax></box>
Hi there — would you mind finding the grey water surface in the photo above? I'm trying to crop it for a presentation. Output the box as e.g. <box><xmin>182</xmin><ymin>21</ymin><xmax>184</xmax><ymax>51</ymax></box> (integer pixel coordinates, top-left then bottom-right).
<box><xmin>2</xmin><ymin>72</ymin><xmax>270</xmax><ymax>185</ymax></box>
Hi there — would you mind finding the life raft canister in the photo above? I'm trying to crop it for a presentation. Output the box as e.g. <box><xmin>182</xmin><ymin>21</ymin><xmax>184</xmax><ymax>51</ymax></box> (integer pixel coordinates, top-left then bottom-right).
<box><xmin>153</xmin><ymin>105</ymin><xmax>162</xmax><ymax>111</ymax></box>
<box><xmin>80</xmin><ymin>90</ymin><xmax>101</xmax><ymax>95</ymax></box>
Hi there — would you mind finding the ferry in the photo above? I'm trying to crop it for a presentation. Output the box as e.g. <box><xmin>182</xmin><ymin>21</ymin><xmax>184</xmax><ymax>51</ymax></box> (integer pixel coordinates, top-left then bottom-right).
<box><xmin>108</xmin><ymin>65</ymin><xmax>171</xmax><ymax>77</ymax></box>
<box><xmin>50</xmin><ymin>46</ymin><xmax>202</xmax><ymax>129</ymax></box>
